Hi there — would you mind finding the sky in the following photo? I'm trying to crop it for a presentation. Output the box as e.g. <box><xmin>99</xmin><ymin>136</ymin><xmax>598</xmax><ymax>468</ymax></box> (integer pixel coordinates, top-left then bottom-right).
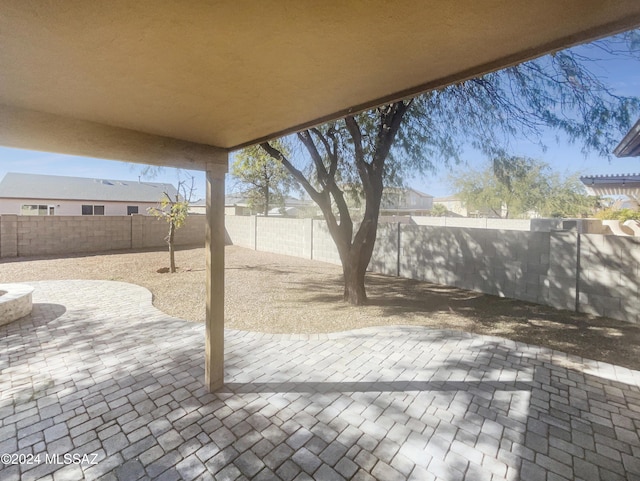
<box><xmin>1</xmin><ymin>37</ymin><xmax>639</xmax><ymax>201</ymax></box>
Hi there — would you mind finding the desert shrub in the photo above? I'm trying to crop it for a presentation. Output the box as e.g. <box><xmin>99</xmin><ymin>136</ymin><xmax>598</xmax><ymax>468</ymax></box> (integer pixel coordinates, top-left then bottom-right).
<box><xmin>595</xmin><ymin>208</ymin><xmax>640</xmax><ymax>222</ymax></box>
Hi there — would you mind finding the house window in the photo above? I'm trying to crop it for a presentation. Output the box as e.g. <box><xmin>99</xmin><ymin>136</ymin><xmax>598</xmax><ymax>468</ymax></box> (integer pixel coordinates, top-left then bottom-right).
<box><xmin>82</xmin><ymin>205</ymin><xmax>105</xmax><ymax>215</ymax></box>
<box><xmin>127</xmin><ymin>206</ymin><xmax>139</xmax><ymax>215</ymax></box>
<box><xmin>21</xmin><ymin>204</ymin><xmax>49</xmax><ymax>216</ymax></box>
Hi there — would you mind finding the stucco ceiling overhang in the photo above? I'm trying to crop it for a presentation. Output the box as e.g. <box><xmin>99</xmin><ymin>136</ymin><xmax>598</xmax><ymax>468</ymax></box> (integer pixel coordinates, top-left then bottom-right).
<box><xmin>1</xmin><ymin>1</ymin><xmax>640</xmax><ymax>170</ymax></box>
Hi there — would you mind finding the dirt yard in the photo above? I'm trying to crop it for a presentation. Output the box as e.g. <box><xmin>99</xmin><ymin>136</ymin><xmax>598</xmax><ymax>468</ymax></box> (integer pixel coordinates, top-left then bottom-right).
<box><xmin>2</xmin><ymin>245</ymin><xmax>639</xmax><ymax>371</ymax></box>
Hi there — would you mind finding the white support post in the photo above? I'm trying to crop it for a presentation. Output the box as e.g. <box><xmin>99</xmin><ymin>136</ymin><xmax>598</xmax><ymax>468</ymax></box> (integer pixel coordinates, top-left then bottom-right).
<box><xmin>205</xmin><ymin>161</ymin><xmax>227</xmax><ymax>391</ymax></box>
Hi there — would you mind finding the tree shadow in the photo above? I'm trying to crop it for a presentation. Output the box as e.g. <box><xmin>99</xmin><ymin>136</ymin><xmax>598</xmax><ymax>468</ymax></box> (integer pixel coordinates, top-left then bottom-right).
<box><xmin>285</xmin><ymin>266</ymin><xmax>640</xmax><ymax>371</ymax></box>
<box><xmin>219</xmin><ymin>379</ymin><xmax>533</xmax><ymax>394</ymax></box>
<box><xmin>0</xmin><ymin>245</ymin><xmax>202</xmax><ymax>265</ymax></box>
<box><xmin>3</xmin><ymin>287</ymin><xmax>639</xmax><ymax>481</ymax></box>
<box><xmin>1</xmin><ymin>302</ymin><xmax>67</xmax><ymax>333</ymax></box>
<box><xmin>220</xmin><ymin>334</ymin><xmax>640</xmax><ymax>481</ymax></box>
<box><xmin>225</xmin><ymin>263</ymin><xmax>296</xmax><ymax>275</ymax></box>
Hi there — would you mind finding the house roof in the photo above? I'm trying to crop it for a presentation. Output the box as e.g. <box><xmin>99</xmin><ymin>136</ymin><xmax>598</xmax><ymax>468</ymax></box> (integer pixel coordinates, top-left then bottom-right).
<box><xmin>433</xmin><ymin>195</ymin><xmax>462</xmax><ymax>202</ymax></box>
<box><xmin>383</xmin><ymin>187</ymin><xmax>434</xmax><ymax>198</ymax></box>
<box><xmin>1</xmin><ymin>2</ymin><xmax>639</xmax><ymax>170</ymax></box>
<box><xmin>614</xmin><ymin>118</ymin><xmax>640</xmax><ymax>157</ymax></box>
<box><xmin>224</xmin><ymin>195</ymin><xmax>249</xmax><ymax>207</ymax></box>
<box><xmin>0</xmin><ymin>172</ymin><xmax>178</xmax><ymax>203</ymax></box>
<box><xmin>224</xmin><ymin>194</ymin><xmax>313</xmax><ymax>208</ymax></box>
<box><xmin>407</xmin><ymin>188</ymin><xmax>433</xmax><ymax>199</ymax></box>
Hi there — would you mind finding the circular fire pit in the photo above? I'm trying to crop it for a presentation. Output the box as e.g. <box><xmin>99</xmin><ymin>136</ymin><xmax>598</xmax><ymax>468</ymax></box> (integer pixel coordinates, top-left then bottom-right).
<box><xmin>0</xmin><ymin>284</ymin><xmax>35</xmax><ymax>326</ymax></box>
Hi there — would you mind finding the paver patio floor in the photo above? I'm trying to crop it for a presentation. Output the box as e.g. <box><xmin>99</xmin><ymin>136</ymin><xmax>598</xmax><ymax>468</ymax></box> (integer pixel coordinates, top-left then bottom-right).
<box><xmin>1</xmin><ymin>280</ymin><xmax>640</xmax><ymax>481</ymax></box>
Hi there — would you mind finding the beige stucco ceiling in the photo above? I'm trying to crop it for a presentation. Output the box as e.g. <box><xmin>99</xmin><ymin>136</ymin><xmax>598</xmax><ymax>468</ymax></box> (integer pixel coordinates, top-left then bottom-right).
<box><xmin>1</xmin><ymin>1</ymin><xmax>640</xmax><ymax>169</ymax></box>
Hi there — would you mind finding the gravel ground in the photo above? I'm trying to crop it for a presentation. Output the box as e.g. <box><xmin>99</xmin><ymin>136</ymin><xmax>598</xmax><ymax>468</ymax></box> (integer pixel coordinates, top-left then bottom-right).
<box><xmin>2</xmin><ymin>245</ymin><xmax>640</xmax><ymax>370</ymax></box>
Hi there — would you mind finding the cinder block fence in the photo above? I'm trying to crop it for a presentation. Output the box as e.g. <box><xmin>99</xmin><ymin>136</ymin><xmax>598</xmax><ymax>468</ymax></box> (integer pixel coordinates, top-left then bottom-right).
<box><xmin>226</xmin><ymin>216</ymin><xmax>640</xmax><ymax>324</ymax></box>
<box><xmin>0</xmin><ymin>214</ymin><xmax>206</xmax><ymax>258</ymax></box>
<box><xmin>2</xmin><ymin>214</ymin><xmax>638</xmax><ymax>324</ymax></box>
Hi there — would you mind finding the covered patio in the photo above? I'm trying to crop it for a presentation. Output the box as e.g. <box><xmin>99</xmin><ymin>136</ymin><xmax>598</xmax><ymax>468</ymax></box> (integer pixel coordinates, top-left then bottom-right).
<box><xmin>2</xmin><ymin>2</ymin><xmax>640</xmax><ymax>479</ymax></box>
<box><xmin>1</xmin><ymin>0</ymin><xmax>639</xmax><ymax>392</ymax></box>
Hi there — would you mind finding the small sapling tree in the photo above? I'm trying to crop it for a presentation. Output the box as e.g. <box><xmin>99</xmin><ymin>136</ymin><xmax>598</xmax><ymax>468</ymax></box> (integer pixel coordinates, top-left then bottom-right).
<box><xmin>148</xmin><ymin>175</ymin><xmax>195</xmax><ymax>273</ymax></box>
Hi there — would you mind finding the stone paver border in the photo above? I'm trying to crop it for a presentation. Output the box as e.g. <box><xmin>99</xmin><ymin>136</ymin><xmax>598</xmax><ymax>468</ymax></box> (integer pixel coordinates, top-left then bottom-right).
<box><xmin>1</xmin><ymin>280</ymin><xmax>639</xmax><ymax>480</ymax></box>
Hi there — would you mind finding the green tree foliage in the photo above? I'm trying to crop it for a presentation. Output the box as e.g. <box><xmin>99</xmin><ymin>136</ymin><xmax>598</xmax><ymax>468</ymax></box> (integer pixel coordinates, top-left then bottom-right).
<box><xmin>262</xmin><ymin>31</ymin><xmax>639</xmax><ymax>305</ymax></box>
<box><xmin>452</xmin><ymin>157</ymin><xmax>598</xmax><ymax>218</ymax></box>
<box><xmin>543</xmin><ymin>174</ymin><xmax>601</xmax><ymax>218</ymax></box>
<box><xmin>431</xmin><ymin>204</ymin><xmax>448</xmax><ymax>217</ymax></box>
<box><xmin>231</xmin><ymin>140</ymin><xmax>294</xmax><ymax>216</ymax></box>
<box><xmin>595</xmin><ymin>208</ymin><xmax>640</xmax><ymax>221</ymax></box>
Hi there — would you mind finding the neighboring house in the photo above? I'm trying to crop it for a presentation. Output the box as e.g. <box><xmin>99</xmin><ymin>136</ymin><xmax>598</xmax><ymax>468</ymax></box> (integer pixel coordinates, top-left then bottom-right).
<box><xmin>432</xmin><ymin>195</ymin><xmax>467</xmax><ymax>217</ymax></box>
<box><xmin>267</xmin><ymin>197</ymin><xmax>318</xmax><ymax>217</ymax></box>
<box><xmin>0</xmin><ymin>172</ymin><xmax>178</xmax><ymax>216</ymax></box>
<box><xmin>223</xmin><ymin>195</ymin><xmax>253</xmax><ymax>216</ymax></box>
<box><xmin>223</xmin><ymin>194</ymin><xmax>318</xmax><ymax>217</ymax></box>
<box><xmin>188</xmin><ymin>198</ymin><xmax>208</xmax><ymax>215</ymax></box>
<box><xmin>379</xmin><ymin>188</ymin><xmax>434</xmax><ymax>216</ymax></box>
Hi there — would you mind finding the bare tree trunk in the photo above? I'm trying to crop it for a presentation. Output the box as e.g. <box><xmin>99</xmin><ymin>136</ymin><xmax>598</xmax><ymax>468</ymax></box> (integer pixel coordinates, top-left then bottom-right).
<box><xmin>260</xmin><ymin>100</ymin><xmax>408</xmax><ymax>306</ymax></box>
<box><xmin>342</xmin><ymin>255</ymin><xmax>367</xmax><ymax>304</ymax></box>
<box><xmin>168</xmin><ymin>221</ymin><xmax>176</xmax><ymax>273</ymax></box>
<box><xmin>342</xmin><ymin>189</ymin><xmax>382</xmax><ymax>304</ymax></box>
<box><xmin>330</xmin><ymin>199</ymin><xmax>380</xmax><ymax>305</ymax></box>
<box><xmin>341</xmin><ymin>242</ymin><xmax>372</xmax><ymax>304</ymax></box>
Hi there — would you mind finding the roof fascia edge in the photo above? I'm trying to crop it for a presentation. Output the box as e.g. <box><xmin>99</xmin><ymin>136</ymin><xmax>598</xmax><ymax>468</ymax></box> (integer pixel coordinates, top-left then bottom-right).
<box><xmin>0</xmin><ymin>104</ymin><xmax>229</xmax><ymax>171</ymax></box>
<box><xmin>614</xmin><ymin>118</ymin><xmax>640</xmax><ymax>157</ymax></box>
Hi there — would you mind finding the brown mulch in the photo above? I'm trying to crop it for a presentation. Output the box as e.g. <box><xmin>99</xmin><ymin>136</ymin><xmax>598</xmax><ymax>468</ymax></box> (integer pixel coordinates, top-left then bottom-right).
<box><xmin>1</xmin><ymin>245</ymin><xmax>640</xmax><ymax>371</ymax></box>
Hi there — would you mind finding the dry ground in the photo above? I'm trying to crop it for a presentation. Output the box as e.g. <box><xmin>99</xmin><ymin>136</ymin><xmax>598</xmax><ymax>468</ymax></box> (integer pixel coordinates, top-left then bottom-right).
<box><xmin>2</xmin><ymin>245</ymin><xmax>640</xmax><ymax>371</ymax></box>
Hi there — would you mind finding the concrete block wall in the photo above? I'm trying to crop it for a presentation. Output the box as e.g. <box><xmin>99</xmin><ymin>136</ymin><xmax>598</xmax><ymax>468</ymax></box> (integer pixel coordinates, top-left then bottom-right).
<box><xmin>397</xmin><ymin>226</ymin><xmax>553</xmax><ymax>304</ymax></box>
<box><xmin>256</xmin><ymin>217</ymin><xmax>311</xmax><ymax>259</ymax></box>
<box><xmin>0</xmin><ymin>215</ymin><xmax>205</xmax><ymax>258</ymax></box>
<box><xmin>302</xmin><ymin>219</ymin><xmax>314</xmax><ymax>260</ymax></box>
<box><xmin>140</xmin><ymin>216</ymin><xmax>170</xmax><ymax>249</ymax></box>
<box><xmin>411</xmin><ymin>216</ymin><xmax>531</xmax><ymax>231</ymax></box>
<box><xmin>530</xmin><ymin>218</ymin><xmax>606</xmax><ymax>234</ymax></box>
<box><xmin>226</xmin><ymin>217</ymin><xmax>402</xmax><ymax>274</ymax></box>
<box><xmin>310</xmin><ymin>220</ymin><xmax>400</xmax><ymax>272</ymax></box>
<box><xmin>544</xmin><ymin>232</ymin><xmax>578</xmax><ymax>311</ymax></box>
<box><xmin>137</xmin><ymin>215</ymin><xmax>206</xmax><ymax>249</ymax></box>
<box><xmin>446</xmin><ymin>218</ymin><xmax>494</xmax><ymax>229</ymax></box>
<box><xmin>411</xmin><ymin>216</ymin><xmax>447</xmax><ymax>227</ymax></box>
<box><xmin>578</xmin><ymin>234</ymin><xmax>640</xmax><ymax>323</ymax></box>
<box><xmin>411</xmin><ymin>216</ymin><xmax>606</xmax><ymax>233</ymax></box>
<box><xmin>225</xmin><ymin>215</ymin><xmax>640</xmax><ymax>324</ymax></box>
<box><xmin>311</xmin><ymin>221</ymin><xmax>341</xmax><ymax>265</ymax></box>
<box><xmin>131</xmin><ymin>215</ymin><xmax>144</xmax><ymax>249</ymax></box>
<box><xmin>175</xmin><ymin>215</ymin><xmax>206</xmax><ymax>247</ymax></box>
<box><xmin>224</xmin><ymin>216</ymin><xmax>255</xmax><ymax>249</ymax></box>
<box><xmin>486</xmin><ymin>218</ymin><xmax>531</xmax><ymax>231</ymax></box>
<box><xmin>0</xmin><ymin>215</ymin><xmax>18</xmax><ymax>257</ymax></box>
<box><xmin>370</xmin><ymin>223</ymin><xmax>400</xmax><ymax>276</ymax></box>
<box><xmin>16</xmin><ymin>216</ymin><xmax>132</xmax><ymax>257</ymax></box>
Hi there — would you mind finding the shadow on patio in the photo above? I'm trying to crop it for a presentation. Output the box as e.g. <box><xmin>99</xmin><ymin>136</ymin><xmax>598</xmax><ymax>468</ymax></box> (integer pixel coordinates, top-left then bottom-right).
<box><xmin>1</xmin><ymin>281</ymin><xmax>639</xmax><ymax>480</ymax></box>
